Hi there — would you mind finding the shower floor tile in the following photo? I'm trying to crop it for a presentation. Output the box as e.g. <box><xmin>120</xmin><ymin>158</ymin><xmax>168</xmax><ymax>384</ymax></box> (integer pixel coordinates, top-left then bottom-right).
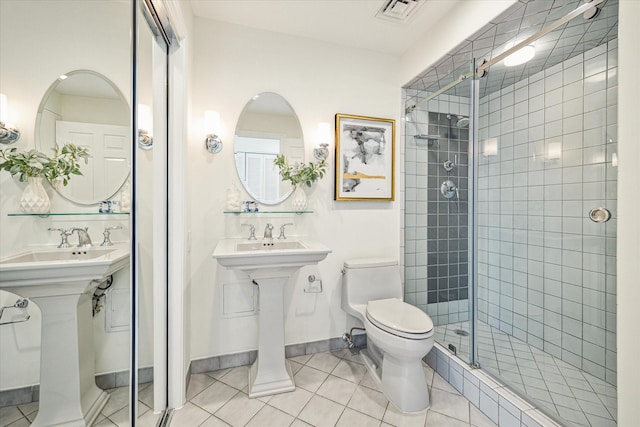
<box><xmin>436</xmin><ymin>321</ymin><xmax>617</xmax><ymax>427</ymax></box>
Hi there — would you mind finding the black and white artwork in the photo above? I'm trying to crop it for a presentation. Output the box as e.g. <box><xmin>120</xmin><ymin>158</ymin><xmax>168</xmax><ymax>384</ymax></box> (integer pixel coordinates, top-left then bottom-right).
<box><xmin>335</xmin><ymin>114</ymin><xmax>395</xmax><ymax>201</ymax></box>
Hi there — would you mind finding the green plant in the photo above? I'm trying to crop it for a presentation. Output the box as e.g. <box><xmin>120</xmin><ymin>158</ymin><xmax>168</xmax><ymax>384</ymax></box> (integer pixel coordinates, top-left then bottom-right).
<box><xmin>0</xmin><ymin>143</ymin><xmax>89</xmax><ymax>186</ymax></box>
<box><xmin>274</xmin><ymin>154</ymin><xmax>327</xmax><ymax>187</ymax></box>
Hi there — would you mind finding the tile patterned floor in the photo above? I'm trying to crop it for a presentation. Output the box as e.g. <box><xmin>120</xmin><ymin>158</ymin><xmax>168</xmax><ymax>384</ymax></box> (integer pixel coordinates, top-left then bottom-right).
<box><xmin>0</xmin><ymin>383</ymin><xmax>160</xmax><ymax>427</ymax></box>
<box><xmin>0</xmin><ymin>349</ymin><xmax>496</xmax><ymax>427</ymax></box>
<box><xmin>435</xmin><ymin>321</ymin><xmax>617</xmax><ymax>427</ymax></box>
<box><xmin>178</xmin><ymin>348</ymin><xmax>497</xmax><ymax>427</ymax></box>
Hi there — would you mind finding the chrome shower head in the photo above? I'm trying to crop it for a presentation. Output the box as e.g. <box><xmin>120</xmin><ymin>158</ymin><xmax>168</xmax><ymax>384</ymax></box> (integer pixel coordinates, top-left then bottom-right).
<box><xmin>446</xmin><ymin>114</ymin><xmax>469</xmax><ymax>128</ymax></box>
<box><xmin>456</xmin><ymin>117</ymin><xmax>469</xmax><ymax>128</ymax></box>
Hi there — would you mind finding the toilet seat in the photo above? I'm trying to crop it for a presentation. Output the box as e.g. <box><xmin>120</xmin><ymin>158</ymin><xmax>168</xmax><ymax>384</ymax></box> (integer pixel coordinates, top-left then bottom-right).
<box><xmin>366</xmin><ymin>298</ymin><xmax>434</xmax><ymax>340</ymax></box>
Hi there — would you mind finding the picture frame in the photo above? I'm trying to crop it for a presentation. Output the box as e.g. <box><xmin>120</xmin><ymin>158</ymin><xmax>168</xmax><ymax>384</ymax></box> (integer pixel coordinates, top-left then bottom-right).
<box><xmin>335</xmin><ymin>113</ymin><xmax>395</xmax><ymax>201</ymax></box>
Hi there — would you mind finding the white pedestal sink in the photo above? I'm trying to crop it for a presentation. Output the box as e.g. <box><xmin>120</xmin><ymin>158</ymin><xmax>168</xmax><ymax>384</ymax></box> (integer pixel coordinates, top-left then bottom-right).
<box><xmin>213</xmin><ymin>238</ymin><xmax>331</xmax><ymax>398</ymax></box>
<box><xmin>0</xmin><ymin>244</ymin><xmax>130</xmax><ymax>426</ymax></box>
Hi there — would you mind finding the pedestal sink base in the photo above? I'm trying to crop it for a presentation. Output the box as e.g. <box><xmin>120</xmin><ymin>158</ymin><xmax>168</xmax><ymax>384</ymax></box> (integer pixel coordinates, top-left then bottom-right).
<box><xmin>31</xmin><ymin>390</ymin><xmax>109</xmax><ymax>427</ymax></box>
<box><xmin>29</xmin><ymin>290</ymin><xmax>111</xmax><ymax>427</ymax></box>
<box><xmin>212</xmin><ymin>238</ymin><xmax>331</xmax><ymax>400</ymax></box>
<box><xmin>248</xmin><ymin>360</ymin><xmax>295</xmax><ymax>398</ymax></box>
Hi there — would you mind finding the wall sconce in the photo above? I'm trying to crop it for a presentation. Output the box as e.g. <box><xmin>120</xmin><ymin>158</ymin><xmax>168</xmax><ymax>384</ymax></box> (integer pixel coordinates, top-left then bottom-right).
<box><xmin>0</xmin><ymin>94</ymin><xmax>20</xmax><ymax>144</ymax></box>
<box><xmin>204</xmin><ymin>110</ymin><xmax>223</xmax><ymax>153</ymax></box>
<box><xmin>138</xmin><ymin>104</ymin><xmax>153</xmax><ymax>150</ymax></box>
<box><xmin>313</xmin><ymin>122</ymin><xmax>331</xmax><ymax>161</ymax></box>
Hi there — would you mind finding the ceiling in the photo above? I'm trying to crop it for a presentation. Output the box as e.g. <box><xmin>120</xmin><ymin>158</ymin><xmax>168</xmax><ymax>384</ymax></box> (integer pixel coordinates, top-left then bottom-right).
<box><xmin>406</xmin><ymin>0</ymin><xmax>618</xmax><ymax>98</ymax></box>
<box><xmin>189</xmin><ymin>0</ymin><xmax>462</xmax><ymax>56</ymax></box>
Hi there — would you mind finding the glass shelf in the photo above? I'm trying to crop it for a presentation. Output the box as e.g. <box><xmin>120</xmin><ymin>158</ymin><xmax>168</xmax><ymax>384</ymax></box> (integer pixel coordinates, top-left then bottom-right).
<box><xmin>223</xmin><ymin>210</ymin><xmax>313</xmax><ymax>215</ymax></box>
<box><xmin>8</xmin><ymin>212</ymin><xmax>130</xmax><ymax>217</ymax></box>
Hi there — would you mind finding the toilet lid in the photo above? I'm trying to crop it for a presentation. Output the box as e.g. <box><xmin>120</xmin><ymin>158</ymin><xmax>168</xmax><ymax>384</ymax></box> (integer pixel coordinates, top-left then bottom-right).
<box><xmin>366</xmin><ymin>298</ymin><xmax>433</xmax><ymax>336</ymax></box>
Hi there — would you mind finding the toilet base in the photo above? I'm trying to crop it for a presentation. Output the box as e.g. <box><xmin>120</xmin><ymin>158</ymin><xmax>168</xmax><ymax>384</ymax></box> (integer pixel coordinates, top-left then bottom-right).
<box><xmin>360</xmin><ymin>346</ymin><xmax>430</xmax><ymax>414</ymax></box>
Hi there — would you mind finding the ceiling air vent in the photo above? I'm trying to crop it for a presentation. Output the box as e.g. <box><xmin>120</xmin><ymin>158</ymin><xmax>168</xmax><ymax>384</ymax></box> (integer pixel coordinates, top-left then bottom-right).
<box><xmin>375</xmin><ymin>0</ymin><xmax>424</xmax><ymax>23</ymax></box>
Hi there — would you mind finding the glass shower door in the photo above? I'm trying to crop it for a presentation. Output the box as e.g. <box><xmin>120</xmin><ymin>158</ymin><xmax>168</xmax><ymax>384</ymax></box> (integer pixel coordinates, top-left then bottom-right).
<box><xmin>403</xmin><ymin>62</ymin><xmax>474</xmax><ymax>365</ymax></box>
<box><xmin>473</xmin><ymin>39</ymin><xmax>618</xmax><ymax>426</ymax></box>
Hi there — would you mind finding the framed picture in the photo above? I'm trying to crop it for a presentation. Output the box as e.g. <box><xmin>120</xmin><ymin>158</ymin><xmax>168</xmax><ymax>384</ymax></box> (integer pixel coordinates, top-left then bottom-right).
<box><xmin>335</xmin><ymin>113</ymin><xmax>395</xmax><ymax>201</ymax></box>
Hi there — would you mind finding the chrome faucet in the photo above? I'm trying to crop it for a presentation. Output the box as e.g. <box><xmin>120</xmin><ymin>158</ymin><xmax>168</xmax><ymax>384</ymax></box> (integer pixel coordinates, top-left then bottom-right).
<box><xmin>71</xmin><ymin>227</ymin><xmax>93</xmax><ymax>248</ymax></box>
<box><xmin>264</xmin><ymin>223</ymin><xmax>274</xmax><ymax>240</ymax></box>
<box><xmin>101</xmin><ymin>226</ymin><xmax>123</xmax><ymax>246</ymax></box>
<box><xmin>242</xmin><ymin>223</ymin><xmax>257</xmax><ymax>240</ymax></box>
<box><xmin>48</xmin><ymin>227</ymin><xmax>73</xmax><ymax>248</ymax></box>
<box><xmin>278</xmin><ymin>223</ymin><xmax>293</xmax><ymax>239</ymax></box>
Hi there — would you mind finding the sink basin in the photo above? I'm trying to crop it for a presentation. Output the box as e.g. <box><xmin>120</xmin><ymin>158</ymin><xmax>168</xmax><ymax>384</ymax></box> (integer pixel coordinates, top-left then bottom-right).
<box><xmin>213</xmin><ymin>238</ymin><xmax>330</xmax><ymax>272</ymax></box>
<box><xmin>236</xmin><ymin>241</ymin><xmax>305</xmax><ymax>251</ymax></box>
<box><xmin>2</xmin><ymin>247</ymin><xmax>118</xmax><ymax>263</ymax></box>
<box><xmin>0</xmin><ymin>244</ymin><xmax>130</xmax><ymax>297</ymax></box>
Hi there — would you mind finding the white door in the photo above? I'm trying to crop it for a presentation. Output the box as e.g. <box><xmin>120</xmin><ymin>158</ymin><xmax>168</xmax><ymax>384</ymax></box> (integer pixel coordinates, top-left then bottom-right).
<box><xmin>56</xmin><ymin>121</ymin><xmax>129</xmax><ymax>202</ymax></box>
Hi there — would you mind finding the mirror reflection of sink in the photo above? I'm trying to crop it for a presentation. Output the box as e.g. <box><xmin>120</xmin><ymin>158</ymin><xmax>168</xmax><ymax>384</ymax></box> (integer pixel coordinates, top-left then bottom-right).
<box><xmin>0</xmin><ymin>244</ymin><xmax>129</xmax><ymax>297</ymax></box>
<box><xmin>2</xmin><ymin>247</ymin><xmax>117</xmax><ymax>263</ymax></box>
<box><xmin>0</xmin><ymin>243</ymin><xmax>130</xmax><ymax>427</ymax></box>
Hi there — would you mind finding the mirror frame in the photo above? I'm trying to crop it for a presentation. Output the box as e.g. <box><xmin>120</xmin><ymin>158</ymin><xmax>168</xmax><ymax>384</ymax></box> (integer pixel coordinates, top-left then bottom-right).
<box><xmin>34</xmin><ymin>69</ymin><xmax>131</xmax><ymax>206</ymax></box>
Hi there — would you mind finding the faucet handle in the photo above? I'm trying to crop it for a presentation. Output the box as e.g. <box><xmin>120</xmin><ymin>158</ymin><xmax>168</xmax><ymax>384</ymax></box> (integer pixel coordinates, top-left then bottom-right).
<box><xmin>242</xmin><ymin>223</ymin><xmax>257</xmax><ymax>240</ymax></box>
<box><xmin>101</xmin><ymin>226</ymin><xmax>123</xmax><ymax>246</ymax></box>
<box><xmin>264</xmin><ymin>223</ymin><xmax>274</xmax><ymax>240</ymax></box>
<box><xmin>48</xmin><ymin>227</ymin><xmax>73</xmax><ymax>248</ymax></box>
<box><xmin>278</xmin><ymin>223</ymin><xmax>294</xmax><ymax>239</ymax></box>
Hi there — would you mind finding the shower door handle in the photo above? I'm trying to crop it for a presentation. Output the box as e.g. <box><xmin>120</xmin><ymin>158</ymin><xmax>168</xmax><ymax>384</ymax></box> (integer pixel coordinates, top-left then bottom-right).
<box><xmin>588</xmin><ymin>207</ymin><xmax>611</xmax><ymax>223</ymax></box>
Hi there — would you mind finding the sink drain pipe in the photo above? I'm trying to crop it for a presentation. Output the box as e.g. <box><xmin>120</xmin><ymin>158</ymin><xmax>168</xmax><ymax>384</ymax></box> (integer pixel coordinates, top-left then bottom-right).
<box><xmin>342</xmin><ymin>327</ymin><xmax>366</xmax><ymax>349</ymax></box>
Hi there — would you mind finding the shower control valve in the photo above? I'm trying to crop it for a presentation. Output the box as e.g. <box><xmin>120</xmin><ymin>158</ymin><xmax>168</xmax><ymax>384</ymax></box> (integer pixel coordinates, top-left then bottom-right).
<box><xmin>441</xmin><ymin>180</ymin><xmax>459</xmax><ymax>199</ymax></box>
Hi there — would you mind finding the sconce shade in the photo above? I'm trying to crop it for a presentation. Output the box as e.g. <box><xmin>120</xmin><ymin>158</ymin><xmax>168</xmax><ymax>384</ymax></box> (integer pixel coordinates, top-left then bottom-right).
<box><xmin>0</xmin><ymin>93</ymin><xmax>20</xmax><ymax>144</ymax></box>
<box><xmin>204</xmin><ymin>110</ymin><xmax>220</xmax><ymax>135</ymax></box>
<box><xmin>313</xmin><ymin>122</ymin><xmax>331</xmax><ymax>161</ymax></box>
<box><xmin>0</xmin><ymin>94</ymin><xmax>8</xmax><ymax>123</ymax></box>
<box><xmin>138</xmin><ymin>104</ymin><xmax>153</xmax><ymax>150</ymax></box>
<box><xmin>204</xmin><ymin>110</ymin><xmax>223</xmax><ymax>153</ymax></box>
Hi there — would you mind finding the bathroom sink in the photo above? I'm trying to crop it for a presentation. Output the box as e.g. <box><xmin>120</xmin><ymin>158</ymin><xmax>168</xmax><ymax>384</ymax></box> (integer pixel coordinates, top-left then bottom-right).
<box><xmin>213</xmin><ymin>238</ymin><xmax>330</xmax><ymax>272</ymax></box>
<box><xmin>212</xmin><ymin>237</ymin><xmax>331</xmax><ymax>398</ymax></box>
<box><xmin>0</xmin><ymin>244</ymin><xmax>130</xmax><ymax>297</ymax></box>
<box><xmin>0</xmin><ymin>243</ymin><xmax>130</xmax><ymax>426</ymax></box>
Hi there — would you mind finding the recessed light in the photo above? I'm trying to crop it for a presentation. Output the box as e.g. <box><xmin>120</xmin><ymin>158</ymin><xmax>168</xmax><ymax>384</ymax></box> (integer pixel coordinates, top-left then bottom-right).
<box><xmin>504</xmin><ymin>45</ymin><xmax>536</xmax><ymax>67</ymax></box>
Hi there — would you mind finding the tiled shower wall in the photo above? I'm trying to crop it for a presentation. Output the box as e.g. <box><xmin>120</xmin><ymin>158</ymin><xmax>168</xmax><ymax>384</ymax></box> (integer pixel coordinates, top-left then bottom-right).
<box><xmin>404</xmin><ymin>92</ymin><xmax>471</xmax><ymax>326</ymax></box>
<box><xmin>476</xmin><ymin>41</ymin><xmax>618</xmax><ymax>385</ymax></box>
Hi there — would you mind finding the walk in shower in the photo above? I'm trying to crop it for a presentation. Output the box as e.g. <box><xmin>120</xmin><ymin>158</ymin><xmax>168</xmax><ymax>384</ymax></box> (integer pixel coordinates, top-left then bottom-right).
<box><xmin>404</xmin><ymin>1</ymin><xmax>618</xmax><ymax>425</ymax></box>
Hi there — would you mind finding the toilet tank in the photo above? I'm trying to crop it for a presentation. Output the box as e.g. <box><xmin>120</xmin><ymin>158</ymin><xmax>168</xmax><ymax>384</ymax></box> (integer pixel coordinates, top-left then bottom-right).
<box><xmin>341</xmin><ymin>258</ymin><xmax>403</xmax><ymax>316</ymax></box>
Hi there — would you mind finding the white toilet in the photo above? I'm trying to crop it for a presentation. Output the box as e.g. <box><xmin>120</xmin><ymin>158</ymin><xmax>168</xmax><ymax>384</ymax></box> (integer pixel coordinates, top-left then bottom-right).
<box><xmin>341</xmin><ymin>257</ymin><xmax>435</xmax><ymax>413</ymax></box>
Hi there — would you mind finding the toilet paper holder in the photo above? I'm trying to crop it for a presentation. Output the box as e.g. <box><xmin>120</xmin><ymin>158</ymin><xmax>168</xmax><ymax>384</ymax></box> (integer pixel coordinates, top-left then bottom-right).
<box><xmin>304</xmin><ymin>275</ymin><xmax>323</xmax><ymax>293</ymax></box>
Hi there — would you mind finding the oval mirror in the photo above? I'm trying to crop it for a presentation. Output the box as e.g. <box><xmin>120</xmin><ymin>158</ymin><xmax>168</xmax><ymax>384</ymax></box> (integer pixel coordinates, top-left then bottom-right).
<box><xmin>35</xmin><ymin>70</ymin><xmax>130</xmax><ymax>205</ymax></box>
<box><xmin>234</xmin><ymin>92</ymin><xmax>304</xmax><ymax>205</ymax></box>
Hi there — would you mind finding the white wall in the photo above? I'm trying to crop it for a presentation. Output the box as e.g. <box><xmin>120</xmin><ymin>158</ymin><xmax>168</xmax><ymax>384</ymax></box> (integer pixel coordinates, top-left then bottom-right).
<box><xmin>188</xmin><ymin>19</ymin><xmax>402</xmax><ymax>360</ymax></box>
<box><xmin>615</xmin><ymin>0</ymin><xmax>640</xmax><ymax>424</ymax></box>
<box><xmin>0</xmin><ymin>0</ymin><xmax>137</xmax><ymax>390</ymax></box>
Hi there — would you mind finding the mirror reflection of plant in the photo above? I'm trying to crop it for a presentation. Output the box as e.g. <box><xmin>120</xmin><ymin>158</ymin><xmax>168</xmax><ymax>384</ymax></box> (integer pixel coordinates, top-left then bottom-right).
<box><xmin>0</xmin><ymin>143</ymin><xmax>90</xmax><ymax>186</ymax></box>
<box><xmin>274</xmin><ymin>154</ymin><xmax>327</xmax><ymax>188</ymax></box>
